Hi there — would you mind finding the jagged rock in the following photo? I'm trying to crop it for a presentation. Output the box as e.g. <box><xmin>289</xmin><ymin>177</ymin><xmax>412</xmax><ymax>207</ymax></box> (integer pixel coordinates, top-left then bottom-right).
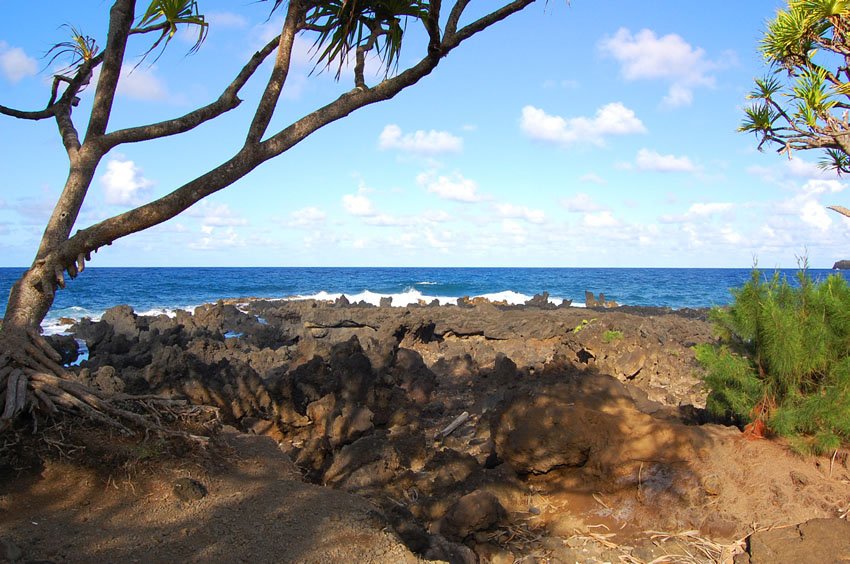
<box><xmin>491</xmin><ymin>387</ymin><xmax>699</xmax><ymax>479</ymax></box>
<box><xmin>102</xmin><ymin>305</ymin><xmax>141</xmax><ymax>340</ymax></box>
<box><xmin>89</xmin><ymin>365</ymin><xmax>125</xmax><ymax>394</ymax></box>
<box><xmin>306</xmin><ymin>394</ymin><xmax>337</xmax><ymax>436</ymax></box>
<box><xmin>524</xmin><ymin>292</ymin><xmax>552</xmax><ymax>308</ymax></box>
<box><xmin>833</xmin><ymin>260</ymin><xmax>850</xmax><ymax>270</ymax></box>
<box><xmin>424</xmin><ymin>534</ymin><xmax>478</xmax><ymax>564</ymax></box>
<box><xmin>436</xmin><ymin>490</ymin><xmax>505</xmax><ymax>541</ymax></box>
<box><xmin>323</xmin><ymin>432</ymin><xmax>401</xmax><ymax>492</ymax></box>
<box><xmin>329</xmin><ymin>405</ymin><xmax>374</xmax><ymax>447</ymax></box>
<box><xmin>379</xmin><ymin>296</ymin><xmax>393</xmax><ymax>307</ymax></box>
<box><xmin>611</xmin><ymin>349</ymin><xmax>646</xmax><ymax>379</ymax></box>
<box><xmin>172</xmin><ymin>477</ymin><xmax>207</xmax><ymax>501</ymax></box>
<box><xmin>747</xmin><ymin>518</ymin><xmax>850</xmax><ymax>563</ymax></box>
<box><xmin>46</xmin><ymin>334</ymin><xmax>79</xmax><ymax>365</ymax></box>
<box><xmin>391</xmin><ymin>348</ymin><xmax>436</xmax><ymax>405</ymax></box>
<box><xmin>334</xmin><ymin>294</ymin><xmax>350</xmax><ymax>307</ymax></box>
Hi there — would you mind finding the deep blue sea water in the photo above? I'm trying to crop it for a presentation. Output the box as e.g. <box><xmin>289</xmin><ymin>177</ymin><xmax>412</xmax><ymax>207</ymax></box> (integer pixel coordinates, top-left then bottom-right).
<box><xmin>0</xmin><ymin>267</ymin><xmax>845</xmax><ymax>333</ymax></box>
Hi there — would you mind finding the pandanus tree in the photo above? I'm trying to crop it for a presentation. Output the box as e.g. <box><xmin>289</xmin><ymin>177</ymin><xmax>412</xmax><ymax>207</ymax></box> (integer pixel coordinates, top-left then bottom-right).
<box><xmin>740</xmin><ymin>0</ymin><xmax>850</xmax><ymax>216</ymax></box>
<box><xmin>0</xmin><ymin>0</ymin><xmax>543</xmax><ymax>430</ymax></box>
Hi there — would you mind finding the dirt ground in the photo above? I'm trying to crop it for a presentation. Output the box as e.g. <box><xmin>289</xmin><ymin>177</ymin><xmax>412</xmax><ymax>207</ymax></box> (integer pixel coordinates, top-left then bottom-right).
<box><xmin>1</xmin><ymin>300</ymin><xmax>849</xmax><ymax>563</ymax></box>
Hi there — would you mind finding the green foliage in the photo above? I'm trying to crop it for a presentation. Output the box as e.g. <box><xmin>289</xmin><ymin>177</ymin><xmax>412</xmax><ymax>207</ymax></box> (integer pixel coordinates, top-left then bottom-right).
<box><xmin>266</xmin><ymin>0</ymin><xmax>430</xmax><ymax>79</ymax></box>
<box><xmin>572</xmin><ymin>318</ymin><xmax>595</xmax><ymax>334</ymax></box>
<box><xmin>602</xmin><ymin>329</ymin><xmax>623</xmax><ymax>343</ymax></box>
<box><xmin>137</xmin><ymin>0</ymin><xmax>209</xmax><ymax>61</ymax></box>
<box><xmin>306</xmin><ymin>0</ymin><xmax>429</xmax><ymax>78</ymax></box>
<box><xmin>699</xmin><ymin>268</ymin><xmax>850</xmax><ymax>453</ymax></box>
<box><xmin>741</xmin><ymin>0</ymin><xmax>850</xmax><ymax>173</ymax></box>
<box><xmin>45</xmin><ymin>25</ymin><xmax>99</xmax><ymax>76</ymax></box>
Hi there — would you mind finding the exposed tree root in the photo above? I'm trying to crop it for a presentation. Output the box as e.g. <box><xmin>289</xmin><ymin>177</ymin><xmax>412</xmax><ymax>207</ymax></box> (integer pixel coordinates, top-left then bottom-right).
<box><xmin>0</xmin><ymin>328</ymin><xmax>215</xmax><ymax>440</ymax></box>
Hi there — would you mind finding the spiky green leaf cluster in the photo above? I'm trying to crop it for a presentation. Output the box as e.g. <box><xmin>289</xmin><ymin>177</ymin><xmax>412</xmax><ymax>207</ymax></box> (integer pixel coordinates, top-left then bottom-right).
<box><xmin>741</xmin><ymin>0</ymin><xmax>850</xmax><ymax>173</ymax></box>
<box><xmin>137</xmin><ymin>0</ymin><xmax>209</xmax><ymax>62</ymax></box>
<box><xmin>304</xmin><ymin>0</ymin><xmax>430</xmax><ymax>79</ymax></box>
<box><xmin>699</xmin><ymin>268</ymin><xmax>850</xmax><ymax>453</ymax></box>
<box><xmin>46</xmin><ymin>25</ymin><xmax>99</xmax><ymax>77</ymax></box>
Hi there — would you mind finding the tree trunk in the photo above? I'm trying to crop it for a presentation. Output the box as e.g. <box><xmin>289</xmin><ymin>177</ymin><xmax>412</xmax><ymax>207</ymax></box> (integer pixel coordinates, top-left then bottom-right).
<box><xmin>3</xmin><ymin>266</ymin><xmax>57</xmax><ymax>333</ymax></box>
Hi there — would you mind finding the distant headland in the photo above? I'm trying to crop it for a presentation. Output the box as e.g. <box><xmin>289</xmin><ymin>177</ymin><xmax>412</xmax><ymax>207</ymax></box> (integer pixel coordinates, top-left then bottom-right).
<box><xmin>833</xmin><ymin>260</ymin><xmax>850</xmax><ymax>269</ymax></box>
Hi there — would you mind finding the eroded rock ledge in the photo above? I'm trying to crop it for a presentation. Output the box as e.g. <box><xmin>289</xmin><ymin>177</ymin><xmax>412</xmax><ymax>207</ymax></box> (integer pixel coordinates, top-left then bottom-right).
<box><xmin>46</xmin><ymin>299</ymin><xmax>850</xmax><ymax>562</ymax></box>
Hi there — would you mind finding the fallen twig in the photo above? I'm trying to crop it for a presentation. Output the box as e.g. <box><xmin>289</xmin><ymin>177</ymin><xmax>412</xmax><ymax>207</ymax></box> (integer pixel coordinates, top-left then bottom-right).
<box><xmin>435</xmin><ymin>411</ymin><xmax>469</xmax><ymax>440</ymax></box>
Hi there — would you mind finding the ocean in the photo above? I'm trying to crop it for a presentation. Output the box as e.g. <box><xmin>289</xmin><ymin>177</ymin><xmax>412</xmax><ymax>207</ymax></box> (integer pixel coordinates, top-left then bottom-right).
<box><xmin>0</xmin><ymin>267</ymin><xmax>844</xmax><ymax>334</ymax></box>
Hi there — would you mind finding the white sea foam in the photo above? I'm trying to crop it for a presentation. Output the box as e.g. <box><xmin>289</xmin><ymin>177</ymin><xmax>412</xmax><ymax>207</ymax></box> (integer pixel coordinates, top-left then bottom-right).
<box><xmin>42</xmin><ymin>319</ymin><xmax>75</xmax><ymax>336</ymax></box>
<box><xmin>478</xmin><ymin>290</ymin><xmax>533</xmax><ymax>304</ymax></box>
<box><xmin>137</xmin><ymin>305</ymin><xmax>197</xmax><ymax>318</ymax></box>
<box><xmin>283</xmin><ymin>288</ymin><xmax>584</xmax><ymax>308</ymax></box>
<box><xmin>415</xmin><ymin>281</ymin><xmax>438</xmax><ymax>286</ymax></box>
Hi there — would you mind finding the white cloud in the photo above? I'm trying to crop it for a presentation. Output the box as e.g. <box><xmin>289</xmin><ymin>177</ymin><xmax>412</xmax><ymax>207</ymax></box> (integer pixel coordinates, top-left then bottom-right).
<box><xmin>562</xmin><ymin>193</ymin><xmax>604</xmax><ymax>213</ymax></box>
<box><xmin>579</xmin><ymin>173</ymin><xmax>606</xmax><ymax>185</ymax></box>
<box><xmin>424</xmin><ymin>228</ymin><xmax>452</xmax><ymax>250</ymax></box>
<box><xmin>800</xmin><ymin>200</ymin><xmax>833</xmax><ymax>231</ymax></box>
<box><xmin>502</xmin><ymin>219</ymin><xmax>527</xmax><ymax>242</ymax></box>
<box><xmin>118</xmin><ymin>65</ymin><xmax>168</xmax><ymax>100</ymax></box>
<box><xmin>423</xmin><ymin>210</ymin><xmax>451</xmax><ymax>223</ymax></box>
<box><xmin>189</xmin><ymin>227</ymin><xmax>245</xmax><ymax>250</ymax></box>
<box><xmin>598</xmin><ymin>28</ymin><xmax>721</xmax><ymax>108</ymax></box>
<box><xmin>92</xmin><ymin>65</ymin><xmax>168</xmax><ymax>101</ymax></box>
<box><xmin>688</xmin><ymin>202</ymin><xmax>733</xmax><ymax>216</ymax></box>
<box><xmin>189</xmin><ymin>201</ymin><xmax>247</xmax><ymax>229</ymax></box>
<box><xmin>288</xmin><ymin>207</ymin><xmax>326</xmax><ymax>227</ymax></box>
<box><xmin>416</xmin><ymin>171</ymin><xmax>483</xmax><ymax>203</ymax></box>
<box><xmin>0</xmin><ymin>42</ymin><xmax>37</xmax><ymax>83</ymax></box>
<box><xmin>495</xmin><ymin>203</ymin><xmax>545</xmax><ymax>224</ymax></box>
<box><xmin>378</xmin><ymin>124</ymin><xmax>463</xmax><ymax>155</ymax></box>
<box><xmin>100</xmin><ymin>157</ymin><xmax>154</xmax><ymax>205</ymax></box>
<box><xmin>721</xmin><ymin>226</ymin><xmax>742</xmax><ymax>244</ymax></box>
<box><xmin>208</xmin><ymin>11</ymin><xmax>249</xmax><ymax>28</ymax></box>
<box><xmin>801</xmin><ymin>179</ymin><xmax>846</xmax><ymax>195</ymax></box>
<box><xmin>635</xmin><ymin>148</ymin><xmax>698</xmax><ymax>173</ymax></box>
<box><xmin>520</xmin><ymin>103</ymin><xmax>645</xmax><ymax>146</ymax></box>
<box><xmin>748</xmin><ymin>157</ymin><xmax>841</xmax><ymax>184</ymax></box>
<box><xmin>365</xmin><ymin>214</ymin><xmax>407</xmax><ymax>227</ymax></box>
<box><xmin>342</xmin><ymin>193</ymin><xmax>375</xmax><ymax>216</ymax></box>
<box><xmin>583</xmin><ymin>210</ymin><xmax>619</xmax><ymax>228</ymax></box>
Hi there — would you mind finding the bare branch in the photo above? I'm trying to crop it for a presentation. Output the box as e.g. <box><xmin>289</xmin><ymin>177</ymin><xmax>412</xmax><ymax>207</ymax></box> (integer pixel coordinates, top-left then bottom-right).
<box><xmin>55</xmin><ymin>106</ymin><xmax>82</xmax><ymax>157</ymax></box>
<box><xmin>0</xmin><ymin>105</ymin><xmax>55</xmax><ymax>120</ymax></box>
<box><xmin>425</xmin><ymin>0</ymin><xmax>443</xmax><ymax>54</ymax></box>
<box><xmin>443</xmin><ymin>0</ymin><xmax>535</xmax><ymax>51</ymax></box>
<box><xmin>245</xmin><ymin>1</ymin><xmax>304</xmax><ymax>145</ymax></box>
<box><xmin>445</xmin><ymin>0</ymin><xmax>471</xmax><ymax>39</ymax></box>
<box><xmin>829</xmin><ymin>205</ymin><xmax>850</xmax><ymax>217</ymax></box>
<box><xmin>101</xmin><ymin>34</ymin><xmax>282</xmax><ymax>148</ymax></box>
<box><xmin>85</xmin><ymin>0</ymin><xmax>135</xmax><ymax>141</ymax></box>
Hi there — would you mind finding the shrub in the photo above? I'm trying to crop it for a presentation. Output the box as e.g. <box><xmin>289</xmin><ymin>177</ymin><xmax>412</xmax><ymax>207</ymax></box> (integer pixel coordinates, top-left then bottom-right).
<box><xmin>602</xmin><ymin>329</ymin><xmax>623</xmax><ymax>343</ymax></box>
<box><xmin>698</xmin><ymin>268</ymin><xmax>850</xmax><ymax>453</ymax></box>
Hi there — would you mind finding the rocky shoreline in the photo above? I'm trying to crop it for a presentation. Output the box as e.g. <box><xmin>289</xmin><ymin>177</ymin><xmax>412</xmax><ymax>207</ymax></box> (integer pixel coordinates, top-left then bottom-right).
<box><xmin>6</xmin><ymin>298</ymin><xmax>850</xmax><ymax>562</ymax></box>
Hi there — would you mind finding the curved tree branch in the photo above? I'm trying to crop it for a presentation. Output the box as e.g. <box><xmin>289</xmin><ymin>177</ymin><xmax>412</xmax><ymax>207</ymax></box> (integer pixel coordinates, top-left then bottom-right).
<box><xmin>85</xmin><ymin>0</ymin><xmax>135</xmax><ymax>141</ymax></box>
<box><xmin>246</xmin><ymin>0</ymin><xmax>304</xmax><ymax>145</ymax></box>
<box><xmin>55</xmin><ymin>0</ymin><xmax>542</xmax><ymax>267</ymax></box>
<box><xmin>101</xmin><ymin>34</ymin><xmax>282</xmax><ymax>149</ymax></box>
<box><xmin>443</xmin><ymin>0</ymin><xmax>534</xmax><ymax>51</ymax></box>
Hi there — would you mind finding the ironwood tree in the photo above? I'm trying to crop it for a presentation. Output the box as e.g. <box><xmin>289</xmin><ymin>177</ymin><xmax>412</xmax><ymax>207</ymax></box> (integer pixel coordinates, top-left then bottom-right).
<box><xmin>740</xmin><ymin>0</ymin><xmax>850</xmax><ymax>217</ymax></box>
<box><xmin>0</xmin><ymin>0</ymin><xmax>546</xmax><ymax>430</ymax></box>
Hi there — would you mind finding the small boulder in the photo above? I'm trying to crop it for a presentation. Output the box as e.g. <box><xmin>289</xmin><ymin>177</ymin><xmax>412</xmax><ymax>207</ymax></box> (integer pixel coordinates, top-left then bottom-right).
<box><xmin>524</xmin><ymin>292</ymin><xmax>551</xmax><ymax>308</ymax></box>
<box><xmin>747</xmin><ymin>518</ymin><xmax>850</xmax><ymax>563</ymax></box>
<box><xmin>436</xmin><ymin>490</ymin><xmax>505</xmax><ymax>540</ymax></box>
<box><xmin>172</xmin><ymin>477</ymin><xmax>207</xmax><ymax>502</ymax></box>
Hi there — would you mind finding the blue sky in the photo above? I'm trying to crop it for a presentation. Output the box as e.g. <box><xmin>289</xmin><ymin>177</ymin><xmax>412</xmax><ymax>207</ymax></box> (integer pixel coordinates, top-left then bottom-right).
<box><xmin>2</xmin><ymin>0</ymin><xmax>849</xmax><ymax>268</ymax></box>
